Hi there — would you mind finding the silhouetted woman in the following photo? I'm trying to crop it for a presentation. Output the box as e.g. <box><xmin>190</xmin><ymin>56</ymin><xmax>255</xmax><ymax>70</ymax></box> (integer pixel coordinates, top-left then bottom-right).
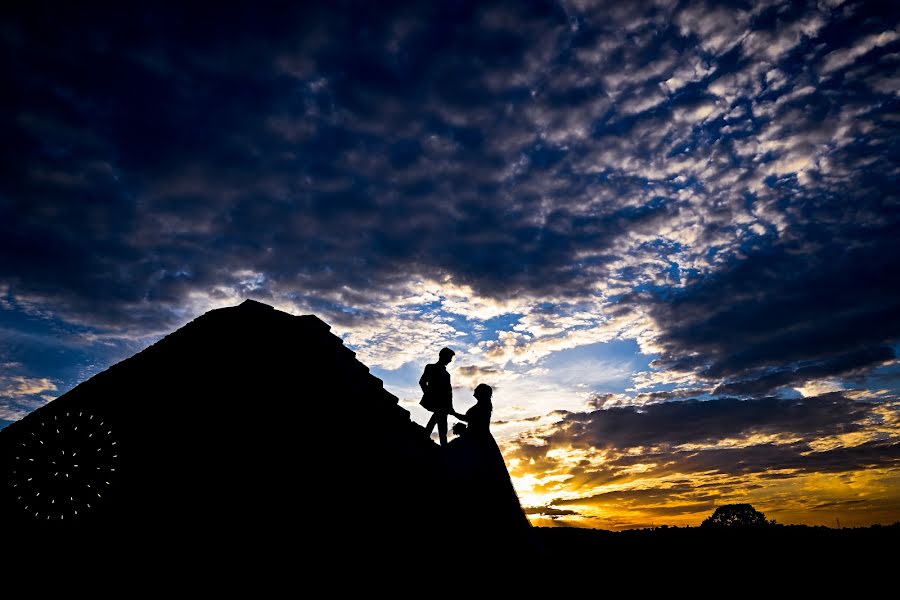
<box><xmin>448</xmin><ymin>384</ymin><xmax>530</xmax><ymax>538</ymax></box>
<box><xmin>451</xmin><ymin>383</ymin><xmax>494</xmax><ymax>439</ymax></box>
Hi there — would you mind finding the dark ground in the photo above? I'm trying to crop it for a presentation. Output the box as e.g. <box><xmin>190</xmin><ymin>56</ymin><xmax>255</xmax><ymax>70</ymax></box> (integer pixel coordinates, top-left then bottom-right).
<box><xmin>533</xmin><ymin>523</ymin><xmax>899</xmax><ymax>571</ymax></box>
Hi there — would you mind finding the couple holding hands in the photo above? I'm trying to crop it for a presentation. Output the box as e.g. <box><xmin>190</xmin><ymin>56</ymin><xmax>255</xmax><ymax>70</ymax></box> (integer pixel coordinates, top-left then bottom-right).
<box><xmin>419</xmin><ymin>347</ymin><xmax>493</xmax><ymax>447</ymax></box>
<box><xmin>419</xmin><ymin>347</ymin><xmax>530</xmax><ymax>535</ymax></box>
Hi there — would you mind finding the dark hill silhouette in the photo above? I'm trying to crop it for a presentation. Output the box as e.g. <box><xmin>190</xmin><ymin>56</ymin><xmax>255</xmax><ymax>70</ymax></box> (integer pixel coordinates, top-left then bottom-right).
<box><xmin>0</xmin><ymin>300</ymin><xmax>528</xmax><ymax>566</ymax></box>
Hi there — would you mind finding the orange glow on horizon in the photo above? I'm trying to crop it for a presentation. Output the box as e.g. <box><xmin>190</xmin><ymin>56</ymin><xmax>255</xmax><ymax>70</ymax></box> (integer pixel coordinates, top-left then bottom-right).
<box><xmin>502</xmin><ymin>438</ymin><xmax>900</xmax><ymax>530</ymax></box>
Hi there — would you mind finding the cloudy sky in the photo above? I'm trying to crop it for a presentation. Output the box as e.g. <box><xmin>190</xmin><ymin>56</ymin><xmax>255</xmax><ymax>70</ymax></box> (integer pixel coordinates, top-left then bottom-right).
<box><xmin>2</xmin><ymin>0</ymin><xmax>899</xmax><ymax>528</ymax></box>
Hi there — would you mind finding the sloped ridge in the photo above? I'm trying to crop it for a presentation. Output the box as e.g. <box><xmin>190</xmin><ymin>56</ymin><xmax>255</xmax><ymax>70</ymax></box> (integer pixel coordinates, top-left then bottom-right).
<box><xmin>0</xmin><ymin>300</ymin><xmax>437</xmax><ymax>540</ymax></box>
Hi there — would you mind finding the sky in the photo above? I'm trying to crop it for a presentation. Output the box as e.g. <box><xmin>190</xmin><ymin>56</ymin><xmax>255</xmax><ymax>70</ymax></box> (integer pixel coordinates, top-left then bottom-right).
<box><xmin>1</xmin><ymin>0</ymin><xmax>899</xmax><ymax>529</ymax></box>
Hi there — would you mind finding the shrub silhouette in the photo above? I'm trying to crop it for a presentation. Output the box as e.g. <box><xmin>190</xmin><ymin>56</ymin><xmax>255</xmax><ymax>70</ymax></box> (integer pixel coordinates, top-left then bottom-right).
<box><xmin>701</xmin><ymin>503</ymin><xmax>770</xmax><ymax>527</ymax></box>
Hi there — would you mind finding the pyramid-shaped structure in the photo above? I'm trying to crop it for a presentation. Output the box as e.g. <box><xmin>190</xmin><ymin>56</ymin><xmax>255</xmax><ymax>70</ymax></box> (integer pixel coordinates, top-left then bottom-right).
<box><xmin>0</xmin><ymin>300</ymin><xmax>445</xmax><ymax>555</ymax></box>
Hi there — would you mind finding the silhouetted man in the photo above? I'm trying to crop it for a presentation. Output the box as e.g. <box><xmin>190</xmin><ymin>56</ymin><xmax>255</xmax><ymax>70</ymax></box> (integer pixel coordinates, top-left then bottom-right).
<box><xmin>420</xmin><ymin>347</ymin><xmax>455</xmax><ymax>446</ymax></box>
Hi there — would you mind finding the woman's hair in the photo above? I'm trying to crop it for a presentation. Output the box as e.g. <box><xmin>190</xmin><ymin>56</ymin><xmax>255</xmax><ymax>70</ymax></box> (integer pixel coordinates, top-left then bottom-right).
<box><xmin>474</xmin><ymin>383</ymin><xmax>492</xmax><ymax>399</ymax></box>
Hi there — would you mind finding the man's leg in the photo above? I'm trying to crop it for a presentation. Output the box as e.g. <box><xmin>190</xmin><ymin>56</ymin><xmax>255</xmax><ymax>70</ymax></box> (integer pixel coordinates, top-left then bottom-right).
<box><xmin>437</xmin><ymin>412</ymin><xmax>448</xmax><ymax>446</ymax></box>
<box><xmin>425</xmin><ymin>412</ymin><xmax>437</xmax><ymax>436</ymax></box>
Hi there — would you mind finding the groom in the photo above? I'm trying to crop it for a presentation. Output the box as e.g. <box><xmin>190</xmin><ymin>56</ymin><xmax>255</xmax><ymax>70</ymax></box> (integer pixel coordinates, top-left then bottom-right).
<box><xmin>419</xmin><ymin>347</ymin><xmax>455</xmax><ymax>446</ymax></box>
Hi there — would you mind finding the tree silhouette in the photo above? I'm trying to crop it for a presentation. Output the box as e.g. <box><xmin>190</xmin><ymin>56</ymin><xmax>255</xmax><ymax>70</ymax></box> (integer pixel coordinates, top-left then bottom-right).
<box><xmin>701</xmin><ymin>504</ymin><xmax>770</xmax><ymax>527</ymax></box>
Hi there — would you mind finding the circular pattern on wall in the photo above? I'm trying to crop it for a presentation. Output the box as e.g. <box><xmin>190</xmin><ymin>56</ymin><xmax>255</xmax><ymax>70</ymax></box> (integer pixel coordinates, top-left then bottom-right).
<box><xmin>9</xmin><ymin>411</ymin><xmax>118</xmax><ymax>521</ymax></box>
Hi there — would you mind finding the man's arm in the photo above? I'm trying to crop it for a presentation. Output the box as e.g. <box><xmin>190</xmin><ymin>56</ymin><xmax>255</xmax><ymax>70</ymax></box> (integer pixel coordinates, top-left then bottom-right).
<box><xmin>418</xmin><ymin>364</ymin><xmax>430</xmax><ymax>393</ymax></box>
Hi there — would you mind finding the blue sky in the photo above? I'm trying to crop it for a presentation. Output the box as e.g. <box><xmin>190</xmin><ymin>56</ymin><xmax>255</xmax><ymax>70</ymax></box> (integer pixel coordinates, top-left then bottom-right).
<box><xmin>1</xmin><ymin>0</ymin><xmax>899</xmax><ymax>527</ymax></box>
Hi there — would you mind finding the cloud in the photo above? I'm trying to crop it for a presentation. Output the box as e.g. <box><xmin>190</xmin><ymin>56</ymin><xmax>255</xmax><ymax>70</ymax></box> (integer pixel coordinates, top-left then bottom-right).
<box><xmin>641</xmin><ymin>229</ymin><xmax>900</xmax><ymax>394</ymax></box>
<box><xmin>741</xmin><ymin>10</ymin><xmax>825</xmax><ymax>62</ymax></box>
<box><xmin>821</xmin><ymin>28</ymin><xmax>900</xmax><ymax>75</ymax></box>
<box><xmin>0</xmin><ymin>372</ymin><xmax>57</xmax><ymax>422</ymax></box>
<box><xmin>676</xmin><ymin>2</ymin><xmax>751</xmax><ymax>56</ymax></box>
<box><xmin>541</xmin><ymin>394</ymin><xmax>877</xmax><ymax>450</ymax></box>
<box><xmin>523</xmin><ymin>505</ymin><xmax>579</xmax><ymax>516</ymax></box>
<box><xmin>454</xmin><ymin>364</ymin><xmax>517</xmax><ymax>389</ymax></box>
<box><xmin>0</xmin><ymin>375</ymin><xmax>56</xmax><ymax>397</ymax></box>
<box><xmin>0</xmin><ymin>1</ymin><xmax>894</xmax><ymax>336</ymax></box>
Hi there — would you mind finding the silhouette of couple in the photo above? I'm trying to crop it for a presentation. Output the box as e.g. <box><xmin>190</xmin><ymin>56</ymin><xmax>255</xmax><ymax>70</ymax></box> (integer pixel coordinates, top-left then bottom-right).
<box><xmin>419</xmin><ymin>347</ymin><xmax>530</xmax><ymax>534</ymax></box>
<box><xmin>420</xmin><ymin>347</ymin><xmax>491</xmax><ymax>446</ymax></box>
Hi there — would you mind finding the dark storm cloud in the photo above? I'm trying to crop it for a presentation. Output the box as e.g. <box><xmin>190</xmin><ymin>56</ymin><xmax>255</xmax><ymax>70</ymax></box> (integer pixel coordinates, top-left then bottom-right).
<box><xmin>545</xmin><ymin>393</ymin><xmax>876</xmax><ymax>450</ymax></box>
<box><xmin>642</xmin><ymin>219</ymin><xmax>900</xmax><ymax>393</ymax></box>
<box><xmin>590</xmin><ymin>388</ymin><xmax>711</xmax><ymax>407</ymax></box>
<box><xmin>1</xmin><ymin>1</ymin><xmax>898</xmax><ymax>401</ymax></box>
<box><xmin>668</xmin><ymin>438</ymin><xmax>900</xmax><ymax>477</ymax></box>
<box><xmin>524</xmin><ymin>506</ymin><xmax>578</xmax><ymax>516</ymax></box>
<box><xmin>1</xmin><ymin>1</ymin><xmax>673</xmax><ymax>330</ymax></box>
<box><xmin>621</xmin><ymin>2</ymin><xmax>900</xmax><ymax>394</ymax></box>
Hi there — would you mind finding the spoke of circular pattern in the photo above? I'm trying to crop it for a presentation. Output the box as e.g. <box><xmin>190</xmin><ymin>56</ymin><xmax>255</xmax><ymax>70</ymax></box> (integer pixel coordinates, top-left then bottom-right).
<box><xmin>8</xmin><ymin>411</ymin><xmax>118</xmax><ymax>521</ymax></box>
